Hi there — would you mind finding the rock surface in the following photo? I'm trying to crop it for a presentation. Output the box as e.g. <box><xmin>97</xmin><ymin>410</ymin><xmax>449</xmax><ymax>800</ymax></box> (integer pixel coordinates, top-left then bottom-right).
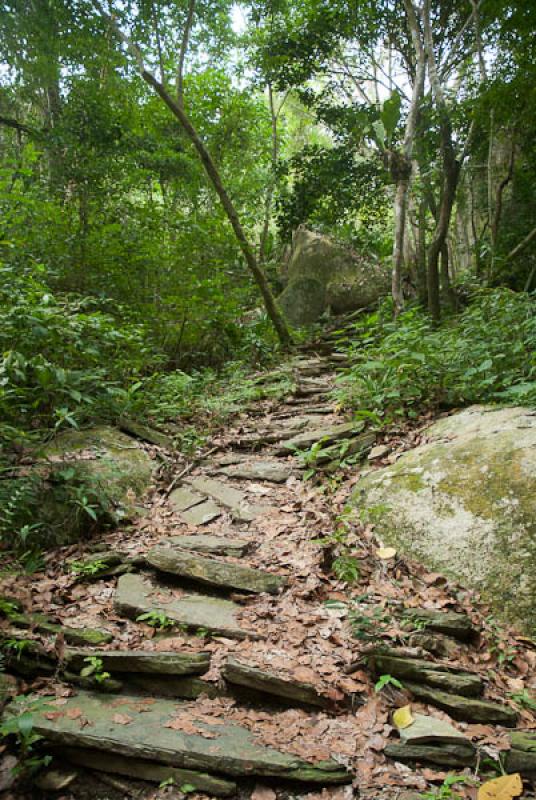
<box><xmin>162</xmin><ymin>535</ymin><xmax>250</xmax><ymax>557</ymax></box>
<box><xmin>62</xmin><ymin>748</ymin><xmax>236</xmax><ymax>796</ymax></box>
<box><xmin>406</xmin><ymin>683</ymin><xmax>518</xmax><ymax>725</ymax></box>
<box><xmin>114</xmin><ymin>573</ymin><xmax>252</xmax><ymax>639</ymax></box>
<box><xmin>222</xmin><ymin>658</ymin><xmax>329</xmax><ymax>709</ymax></box>
<box><xmin>369</xmin><ymin>653</ymin><xmax>483</xmax><ymax>697</ymax></box>
<box><xmin>354</xmin><ymin>406</ymin><xmax>536</xmax><ymax>633</ymax></box>
<box><xmin>13</xmin><ymin>691</ymin><xmax>350</xmax><ymax>783</ymax></box>
<box><xmin>9</xmin><ymin>426</ymin><xmax>154</xmax><ymax>547</ymax></box>
<box><xmin>278</xmin><ymin>227</ymin><xmax>389</xmax><ymax>325</ymax></box>
<box><xmin>147</xmin><ymin>546</ymin><xmax>285</xmax><ymax>595</ymax></box>
<box><xmin>218</xmin><ymin>461</ymin><xmax>292</xmax><ymax>484</ymax></box>
<box><xmin>64</xmin><ymin>649</ymin><xmax>210</xmax><ymax>676</ymax></box>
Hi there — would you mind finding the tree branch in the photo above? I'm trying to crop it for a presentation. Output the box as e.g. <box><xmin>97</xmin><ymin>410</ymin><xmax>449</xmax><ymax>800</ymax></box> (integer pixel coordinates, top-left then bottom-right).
<box><xmin>0</xmin><ymin>116</ymin><xmax>40</xmax><ymax>137</ymax></box>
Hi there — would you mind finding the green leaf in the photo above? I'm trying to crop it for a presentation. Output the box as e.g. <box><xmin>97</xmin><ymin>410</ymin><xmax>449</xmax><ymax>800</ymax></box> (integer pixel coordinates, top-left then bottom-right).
<box><xmin>380</xmin><ymin>92</ymin><xmax>402</xmax><ymax>142</ymax></box>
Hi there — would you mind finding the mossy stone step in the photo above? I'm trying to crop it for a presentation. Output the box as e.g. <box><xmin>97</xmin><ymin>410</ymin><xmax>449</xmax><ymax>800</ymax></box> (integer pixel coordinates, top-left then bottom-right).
<box><xmin>115</xmin><ymin>573</ymin><xmax>252</xmax><ymax>639</ymax></box>
<box><xmin>402</xmin><ymin>609</ymin><xmax>478</xmax><ymax>642</ymax></box>
<box><xmin>12</xmin><ymin>691</ymin><xmax>350</xmax><ymax>783</ymax></box>
<box><xmin>60</xmin><ymin>748</ymin><xmax>236</xmax><ymax>796</ymax></box>
<box><xmin>217</xmin><ymin>461</ymin><xmax>293</xmax><ymax>484</ymax></box>
<box><xmin>369</xmin><ymin>653</ymin><xmax>483</xmax><ymax>697</ymax></box>
<box><xmin>222</xmin><ymin>658</ymin><xmax>330</xmax><ymax>709</ymax></box>
<box><xmin>187</xmin><ymin>477</ymin><xmax>269</xmax><ymax>522</ymax></box>
<box><xmin>384</xmin><ymin>743</ymin><xmax>475</xmax><ymax>768</ymax></box>
<box><xmin>147</xmin><ymin>545</ymin><xmax>286</xmax><ymax>595</ymax></box>
<box><xmin>406</xmin><ymin>682</ymin><xmax>518</xmax><ymax>725</ymax></box>
<box><xmin>64</xmin><ymin>648</ymin><xmax>210</xmax><ymax>676</ymax></box>
<box><xmin>274</xmin><ymin>422</ymin><xmax>360</xmax><ymax>455</ymax></box>
<box><xmin>163</xmin><ymin>535</ymin><xmax>251</xmax><ymax>558</ymax></box>
<box><xmin>6</xmin><ymin>612</ymin><xmax>113</xmax><ymax>647</ymax></box>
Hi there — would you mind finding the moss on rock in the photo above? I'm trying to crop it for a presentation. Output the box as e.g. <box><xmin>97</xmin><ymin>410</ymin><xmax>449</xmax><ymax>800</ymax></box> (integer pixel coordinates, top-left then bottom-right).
<box><xmin>353</xmin><ymin>406</ymin><xmax>536</xmax><ymax>634</ymax></box>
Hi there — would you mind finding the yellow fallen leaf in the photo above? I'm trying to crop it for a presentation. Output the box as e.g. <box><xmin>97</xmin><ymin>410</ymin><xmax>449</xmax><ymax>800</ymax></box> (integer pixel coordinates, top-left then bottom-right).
<box><xmin>377</xmin><ymin>547</ymin><xmax>397</xmax><ymax>560</ymax></box>
<box><xmin>477</xmin><ymin>773</ymin><xmax>523</xmax><ymax>800</ymax></box>
<box><xmin>393</xmin><ymin>705</ymin><xmax>414</xmax><ymax>730</ymax></box>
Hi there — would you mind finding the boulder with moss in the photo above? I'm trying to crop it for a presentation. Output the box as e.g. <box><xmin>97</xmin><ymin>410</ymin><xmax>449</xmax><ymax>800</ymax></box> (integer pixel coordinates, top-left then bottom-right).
<box><xmin>278</xmin><ymin>227</ymin><xmax>390</xmax><ymax>326</ymax></box>
<box><xmin>353</xmin><ymin>406</ymin><xmax>536</xmax><ymax>634</ymax></box>
<box><xmin>3</xmin><ymin>427</ymin><xmax>153</xmax><ymax>549</ymax></box>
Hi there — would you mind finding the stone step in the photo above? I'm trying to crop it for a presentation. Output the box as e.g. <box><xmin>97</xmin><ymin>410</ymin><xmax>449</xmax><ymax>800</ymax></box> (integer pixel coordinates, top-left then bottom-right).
<box><xmin>406</xmin><ymin>682</ymin><xmax>518</xmax><ymax>725</ymax></box>
<box><xmin>401</xmin><ymin>609</ymin><xmax>478</xmax><ymax>642</ymax></box>
<box><xmin>146</xmin><ymin>546</ymin><xmax>286</xmax><ymax>595</ymax></box>
<box><xmin>187</xmin><ymin>477</ymin><xmax>269</xmax><ymax>522</ymax></box>
<box><xmin>169</xmin><ymin>486</ymin><xmax>222</xmax><ymax>526</ymax></box>
<box><xmin>399</xmin><ymin>713</ymin><xmax>474</xmax><ymax>752</ymax></box>
<box><xmin>162</xmin><ymin>534</ymin><xmax>251</xmax><ymax>558</ymax></box>
<box><xmin>5</xmin><ymin>612</ymin><xmax>112</xmax><ymax>647</ymax></box>
<box><xmin>64</xmin><ymin>649</ymin><xmax>211</xmax><ymax>676</ymax></box>
<box><xmin>384</xmin><ymin>742</ymin><xmax>475</xmax><ymax>768</ymax></box>
<box><xmin>60</xmin><ymin>748</ymin><xmax>236</xmax><ymax>796</ymax></box>
<box><xmin>13</xmin><ymin>691</ymin><xmax>350</xmax><ymax>783</ymax></box>
<box><xmin>369</xmin><ymin>652</ymin><xmax>483</xmax><ymax>697</ymax></box>
<box><xmin>222</xmin><ymin>658</ymin><xmax>330</xmax><ymax>709</ymax></box>
<box><xmin>273</xmin><ymin>422</ymin><xmax>362</xmax><ymax>455</ymax></box>
<box><xmin>216</xmin><ymin>461</ymin><xmax>293</xmax><ymax>484</ymax></box>
<box><xmin>115</xmin><ymin>573</ymin><xmax>252</xmax><ymax>640</ymax></box>
<box><xmin>505</xmin><ymin>731</ymin><xmax>536</xmax><ymax>776</ymax></box>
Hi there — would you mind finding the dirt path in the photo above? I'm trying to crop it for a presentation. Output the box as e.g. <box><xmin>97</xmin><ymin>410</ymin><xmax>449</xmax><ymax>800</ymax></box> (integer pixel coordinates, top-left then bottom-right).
<box><xmin>1</xmin><ymin>351</ymin><xmax>535</xmax><ymax>800</ymax></box>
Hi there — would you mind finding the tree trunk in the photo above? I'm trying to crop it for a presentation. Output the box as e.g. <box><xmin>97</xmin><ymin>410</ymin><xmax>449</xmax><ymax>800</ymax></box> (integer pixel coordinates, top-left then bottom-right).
<box><xmin>391</xmin><ymin>0</ymin><xmax>426</xmax><ymax>315</ymax></box>
<box><xmin>142</xmin><ymin>71</ymin><xmax>292</xmax><ymax>346</ymax></box>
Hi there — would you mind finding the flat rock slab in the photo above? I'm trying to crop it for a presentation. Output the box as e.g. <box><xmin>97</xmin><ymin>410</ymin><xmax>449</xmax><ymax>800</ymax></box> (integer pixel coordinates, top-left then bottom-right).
<box><xmin>505</xmin><ymin>733</ymin><xmax>536</xmax><ymax>775</ymax></box>
<box><xmin>147</xmin><ymin>546</ymin><xmax>286</xmax><ymax>595</ymax></box>
<box><xmin>406</xmin><ymin>682</ymin><xmax>518</xmax><ymax>726</ymax></box>
<box><xmin>8</xmin><ymin>612</ymin><xmax>112</xmax><ymax>647</ymax></box>
<box><xmin>64</xmin><ymin>649</ymin><xmax>210</xmax><ymax>676</ymax></box>
<box><xmin>274</xmin><ymin>422</ymin><xmax>359</xmax><ymax>455</ymax></box>
<box><xmin>370</xmin><ymin>653</ymin><xmax>482</xmax><ymax>697</ymax></box>
<box><xmin>223</xmin><ymin>658</ymin><xmax>329</xmax><ymax>709</ymax></box>
<box><xmin>400</xmin><ymin>714</ymin><xmax>474</xmax><ymax>752</ymax></box>
<box><xmin>402</xmin><ymin>609</ymin><xmax>477</xmax><ymax>642</ymax></box>
<box><xmin>384</xmin><ymin>743</ymin><xmax>475</xmax><ymax>768</ymax></box>
<box><xmin>16</xmin><ymin>691</ymin><xmax>349</xmax><ymax>783</ymax></box>
<box><xmin>218</xmin><ymin>461</ymin><xmax>292</xmax><ymax>484</ymax></box>
<box><xmin>182</xmin><ymin>500</ymin><xmax>222</xmax><ymax>526</ymax></box>
<box><xmin>61</xmin><ymin>748</ymin><xmax>236</xmax><ymax>796</ymax></box>
<box><xmin>187</xmin><ymin>477</ymin><xmax>269</xmax><ymax>522</ymax></box>
<box><xmin>169</xmin><ymin>486</ymin><xmax>207</xmax><ymax>512</ymax></box>
<box><xmin>163</xmin><ymin>535</ymin><xmax>251</xmax><ymax>557</ymax></box>
<box><xmin>115</xmin><ymin>574</ymin><xmax>251</xmax><ymax>640</ymax></box>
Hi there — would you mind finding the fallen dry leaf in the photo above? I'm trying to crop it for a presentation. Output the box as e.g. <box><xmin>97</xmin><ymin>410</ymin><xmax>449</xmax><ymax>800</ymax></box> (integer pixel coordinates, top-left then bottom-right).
<box><xmin>477</xmin><ymin>774</ymin><xmax>523</xmax><ymax>800</ymax></box>
<box><xmin>392</xmin><ymin>705</ymin><xmax>414</xmax><ymax>730</ymax></box>
<box><xmin>111</xmin><ymin>713</ymin><xmax>134</xmax><ymax>725</ymax></box>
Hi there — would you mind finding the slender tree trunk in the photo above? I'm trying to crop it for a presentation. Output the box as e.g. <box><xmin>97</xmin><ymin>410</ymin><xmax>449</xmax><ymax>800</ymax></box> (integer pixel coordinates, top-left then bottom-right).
<box><xmin>176</xmin><ymin>0</ymin><xmax>196</xmax><ymax>105</ymax></box>
<box><xmin>391</xmin><ymin>0</ymin><xmax>426</xmax><ymax>315</ymax></box>
<box><xmin>143</xmin><ymin>71</ymin><xmax>292</xmax><ymax>346</ymax></box>
<box><xmin>259</xmin><ymin>85</ymin><xmax>285</xmax><ymax>263</ymax></box>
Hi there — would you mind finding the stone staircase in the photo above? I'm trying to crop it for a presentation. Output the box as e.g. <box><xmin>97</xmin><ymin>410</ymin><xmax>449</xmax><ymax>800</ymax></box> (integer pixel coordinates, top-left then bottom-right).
<box><xmin>1</xmin><ymin>348</ymin><xmax>534</xmax><ymax>798</ymax></box>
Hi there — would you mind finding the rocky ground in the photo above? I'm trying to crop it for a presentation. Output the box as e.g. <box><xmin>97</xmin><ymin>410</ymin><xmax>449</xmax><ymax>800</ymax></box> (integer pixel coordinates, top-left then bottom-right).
<box><xmin>1</xmin><ymin>339</ymin><xmax>535</xmax><ymax>800</ymax></box>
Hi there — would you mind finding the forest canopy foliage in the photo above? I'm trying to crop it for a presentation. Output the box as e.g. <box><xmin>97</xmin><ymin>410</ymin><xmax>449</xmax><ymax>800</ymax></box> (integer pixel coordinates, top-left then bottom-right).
<box><xmin>0</xmin><ymin>1</ymin><xmax>535</xmax><ymax>494</ymax></box>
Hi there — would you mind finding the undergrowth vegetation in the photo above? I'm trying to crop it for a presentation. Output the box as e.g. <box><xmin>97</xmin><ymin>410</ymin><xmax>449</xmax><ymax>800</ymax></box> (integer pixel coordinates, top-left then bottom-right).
<box><xmin>335</xmin><ymin>289</ymin><xmax>536</xmax><ymax>424</ymax></box>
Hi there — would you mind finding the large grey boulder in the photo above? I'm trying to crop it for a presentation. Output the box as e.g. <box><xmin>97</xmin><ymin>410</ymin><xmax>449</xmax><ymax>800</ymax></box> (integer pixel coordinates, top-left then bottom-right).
<box><xmin>278</xmin><ymin>227</ymin><xmax>390</xmax><ymax>326</ymax></box>
<box><xmin>353</xmin><ymin>406</ymin><xmax>536</xmax><ymax>634</ymax></box>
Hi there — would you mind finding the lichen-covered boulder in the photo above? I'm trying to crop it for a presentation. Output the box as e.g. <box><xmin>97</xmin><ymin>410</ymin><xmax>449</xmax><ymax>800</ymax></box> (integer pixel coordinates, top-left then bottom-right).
<box><xmin>7</xmin><ymin>427</ymin><xmax>153</xmax><ymax>549</ymax></box>
<box><xmin>353</xmin><ymin>406</ymin><xmax>536</xmax><ymax>634</ymax></box>
<box><xmin>278</xmin><ymin>227</ymin><xmax>390</xmax><ymax>325</ymax></box>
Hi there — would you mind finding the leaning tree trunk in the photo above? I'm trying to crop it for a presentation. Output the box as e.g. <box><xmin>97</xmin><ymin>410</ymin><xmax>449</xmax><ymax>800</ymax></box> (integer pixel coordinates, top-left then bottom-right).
<box><xmin>142</xmin><ymin>72</ymin><xmax>292</xmax><ymax>347</ymax></box>
<box><xmin>92</xmin><ymin>1</ymin><xmax>292</xmax><ymax>348</ymax></box>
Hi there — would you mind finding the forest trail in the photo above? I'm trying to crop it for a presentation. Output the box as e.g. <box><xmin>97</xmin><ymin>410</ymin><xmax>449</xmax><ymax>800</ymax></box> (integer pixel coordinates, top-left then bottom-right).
<box><xmin>2</xmin><ymin>329</ymin><xmax>535</xmax><ymax>800</ymax></box>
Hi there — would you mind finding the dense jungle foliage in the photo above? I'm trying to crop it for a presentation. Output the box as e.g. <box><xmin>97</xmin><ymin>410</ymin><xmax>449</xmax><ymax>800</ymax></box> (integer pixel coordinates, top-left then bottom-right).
<box><xmin>1</xmin><ymin>1</ymin><xmax>535</xmax><ymax>557</ymax></box>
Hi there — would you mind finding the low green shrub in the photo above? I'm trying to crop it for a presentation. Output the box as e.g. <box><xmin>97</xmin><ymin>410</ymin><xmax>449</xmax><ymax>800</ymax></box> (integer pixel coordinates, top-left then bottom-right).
<box><xmin>334</xmin><ymin>289</ymin><xmax>536</xmax><ymax>422</ymax></box>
